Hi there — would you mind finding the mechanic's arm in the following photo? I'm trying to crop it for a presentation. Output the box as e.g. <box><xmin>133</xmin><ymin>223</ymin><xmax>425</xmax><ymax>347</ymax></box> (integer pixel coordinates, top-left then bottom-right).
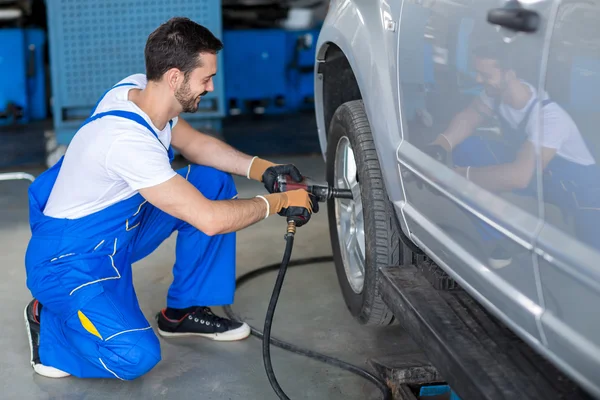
<box><xmin>432</xmin><ymin>98</ymin><xmax>489</xmax><ymax>151</ymax></box>
<box><xmin>171</xmin><ymin>117</ymin><xmax>254</xmax><ymax>176</ymax></box>
<box><xmin>138</xmin><ymin>174</ymin><xmax>312</xmax><ymax>236</ymax></box>
<box><xmin>170</xmin><ymin>117</ymin><xmax>302</xmax><ymax>190</ymax></box>
<box><xmin>456</xmin><ymin>141</ymin><xmax>557</xmax><ymax>192</ymax></box>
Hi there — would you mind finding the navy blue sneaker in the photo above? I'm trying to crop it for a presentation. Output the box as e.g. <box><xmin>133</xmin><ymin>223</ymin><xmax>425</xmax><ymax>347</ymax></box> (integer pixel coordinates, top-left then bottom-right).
<box><xmin>488</xmin><ymin>246</ymin><xmax>512</xmax><ymax>269</ymax></box>
<box><xmin>156</xmin><ymin>306</ymin><xmax>250</xmax><ymax>341</ymax></box>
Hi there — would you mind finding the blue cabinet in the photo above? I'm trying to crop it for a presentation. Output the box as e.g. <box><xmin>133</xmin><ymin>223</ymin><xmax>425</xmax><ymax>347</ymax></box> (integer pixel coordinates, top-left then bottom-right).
<box><xmin>223</xmin><ymin>28</ymin><xmax>319</xmax><ymax>115</ymax></box>
<box><xmin>45</xmin><ymin>0</ymin><xmax>224</xmax><ymax>144</ymax></box>
<box><xmin>0</xmin><ymin>28</ymin><xmax>47</xmax><ymax>126</ymax></box>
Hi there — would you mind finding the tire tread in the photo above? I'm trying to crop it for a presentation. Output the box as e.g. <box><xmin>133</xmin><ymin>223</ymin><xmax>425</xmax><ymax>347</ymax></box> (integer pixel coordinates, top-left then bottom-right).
<box><xmin>326</xmin><ymin>100</ymin><xmax>401</xmax><ymax>326</ymax></box>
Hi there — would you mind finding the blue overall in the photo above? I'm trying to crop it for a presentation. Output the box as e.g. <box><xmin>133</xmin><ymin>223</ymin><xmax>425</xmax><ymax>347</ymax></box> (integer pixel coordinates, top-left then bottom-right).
<box><xmin>24</xmin><ymin>83</ymin><xmax>238</xmax><ymax>380</ymax></box>
<box><xmin>454</xmin><ymin>97</ymin><xmax>600</xmax><ymax>250</ymax></box>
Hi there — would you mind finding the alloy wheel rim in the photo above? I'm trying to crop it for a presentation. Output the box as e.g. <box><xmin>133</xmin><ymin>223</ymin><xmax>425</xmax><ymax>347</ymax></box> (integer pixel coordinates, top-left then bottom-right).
<box><xmin>334</xmin><ymin>136</ymin><xmax>366</xmax><ymax>294</ymax></box>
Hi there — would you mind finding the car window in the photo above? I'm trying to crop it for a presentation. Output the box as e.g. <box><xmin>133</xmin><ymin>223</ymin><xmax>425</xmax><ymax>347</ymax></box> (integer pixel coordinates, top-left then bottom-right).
<box><xmin>535</xmin><ymin>2</ymin><xmax>600</xmax><ymax>391</ymax></box>
<box><xmin>396</xmin><ymin>0</ymin><xmax>553</xmax><ymax>340</ymax></box>
<box><xmin>542</xmin><ymin>1</ymin><xmax>600</xmax><ymax>252</ymax></box>
<box><xmin>401</xmin><ymin>3</ymin><xmax>546</xmax><ymax>214</ymax></box>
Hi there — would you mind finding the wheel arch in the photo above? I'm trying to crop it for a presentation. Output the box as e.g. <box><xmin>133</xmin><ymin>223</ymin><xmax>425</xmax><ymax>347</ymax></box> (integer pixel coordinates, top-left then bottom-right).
<box><xmin>313</xmin><ymin>2</ymin><xmax>404</xmax><ymax>201</ymax></box>
<box><xmin>315</xmin><ymin>42</ymin><xmax>363</xmax><ymax>157</ymax></box>
<box><xmin>314</xmin><ymin>3</ymin><xmax>421</xmax><ymax>254</ymax></box>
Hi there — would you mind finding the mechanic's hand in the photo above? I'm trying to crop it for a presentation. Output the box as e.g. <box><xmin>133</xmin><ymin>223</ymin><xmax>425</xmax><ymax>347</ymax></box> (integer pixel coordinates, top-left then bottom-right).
<box><xmin>260</xmin><ymin>189</ymin><xmax>317</xmax><ymax>227</ymax></box>
<box><xmin>263</xmin><ymin>164</ymin><xmax>303</xmax><ymax>194</ymax></box>
<box><xmin>402</xmin><ymin>144</ymin><xmax>448</xmax><ymax>184</ymax></box>
<box><xmin>247</xmin><ymin>157</ymin><xmax>303</xmax><ymax>193</ymax></box>
<box><xmin>279</xmin><ymin>194</ymin><xmax>319</xmax><ymax>227</ymax></box>
<box><xmin>424</xmin><ymin>143</ymin><xmax>450</xmax><ymax>165</ymax></box>
<box><xmin>401</xmin><ymin>144</ymin><xmax>451</xmax><ymax>192</ymax></box>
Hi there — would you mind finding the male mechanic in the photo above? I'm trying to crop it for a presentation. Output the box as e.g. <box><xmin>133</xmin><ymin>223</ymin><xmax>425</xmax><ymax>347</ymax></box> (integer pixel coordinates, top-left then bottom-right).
<box><xmin>23</xmin><ymin>17</ymin><xmax>317</xmax><ymax>380</ymax></box>
<box><xmin>429</xmin><ymin>42</ymin><xmax>600</xmax><ymax>265</ymax></box>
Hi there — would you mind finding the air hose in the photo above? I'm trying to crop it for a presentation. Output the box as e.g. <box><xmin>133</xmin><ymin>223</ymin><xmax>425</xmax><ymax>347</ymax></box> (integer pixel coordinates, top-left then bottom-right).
<box><xmin>222</xmin><ymin>221</ymin><xmax>393</xmax><ymax>400</ymax></box>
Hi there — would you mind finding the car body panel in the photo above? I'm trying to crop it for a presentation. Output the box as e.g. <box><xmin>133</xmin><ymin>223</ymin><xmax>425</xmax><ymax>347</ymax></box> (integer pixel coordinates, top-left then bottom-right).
<box><xmin>536</xmin><ymin>0</ymin><xmax>600</xmax><ymax>395</ymax></box>
<box><xmin>397</xmin><ymin>141</ymin><xmax>544</xmax><ymax>342</ymax></box>
<box><xmin>314</xmin><ymin>0</ymin><xmax>600</xmax><ymax>397</ymax></box>
<box><xmin>315</xmin><ymin>0</ymin><xmax>406</xmax><ymax>206</ymax></box>
<box><xmin>395</xmin><ymin>0</ymin><xmax>555</xmax><ymax>343</ymax></box>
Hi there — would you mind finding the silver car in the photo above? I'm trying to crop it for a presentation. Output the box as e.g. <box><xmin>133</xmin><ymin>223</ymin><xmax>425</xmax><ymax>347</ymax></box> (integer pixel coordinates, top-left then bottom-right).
<box><xmin>314</xmin><ymin>0</ymin><xmax>600</xmax><ymax>397</ymax></box>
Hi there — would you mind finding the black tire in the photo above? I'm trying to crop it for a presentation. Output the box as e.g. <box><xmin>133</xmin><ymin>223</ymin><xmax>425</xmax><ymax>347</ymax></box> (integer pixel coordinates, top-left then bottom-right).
<box><xmin>326</xmin><ymin>100</ymin><xmax>401</xmax><ymax>326</ymax></box>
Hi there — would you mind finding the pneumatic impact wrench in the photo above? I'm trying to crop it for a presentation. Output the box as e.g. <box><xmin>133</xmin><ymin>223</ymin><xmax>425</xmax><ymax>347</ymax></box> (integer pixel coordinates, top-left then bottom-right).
<box><xmin>274</xmin><ymin>175</ymin><xmax>354</xmax><ymax>202</ymax></box>
<box><xmin>258</xmin><ymin>175</ymin><xmax>357</xmax><ymax>400</ymax></box>
<box><xmin>224</xmin><ymin>174</ymin><xmax>392</xmax><ymax>400</ymax></box>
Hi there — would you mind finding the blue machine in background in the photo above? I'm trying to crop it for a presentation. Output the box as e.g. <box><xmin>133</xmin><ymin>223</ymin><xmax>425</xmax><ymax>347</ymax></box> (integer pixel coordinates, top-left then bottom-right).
<box><xmin>223</xmin><ymin>28</ymin><xmax>319</xmax><ymax>116</ymax></box>
<box><xmin>44</xmin><ymin>0</ymin><xmax>225</xmax><ymax>146</ymax></box>
<box><xmin>0</xmin><ymin>28</ymin><xmax>47</xmax><ymax>126</ymax></box>
<box><xmin>2</xmin><ymin>0</ymin><xmax>318</xmax><ymax>151</ymax></box>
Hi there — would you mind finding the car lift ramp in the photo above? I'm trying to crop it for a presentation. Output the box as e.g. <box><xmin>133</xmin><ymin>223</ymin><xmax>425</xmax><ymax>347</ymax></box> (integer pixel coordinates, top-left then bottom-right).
<box><xmin>376</xmin><ymin>264</ymin><xmax>594</xmax><ymax>400</ymax></box>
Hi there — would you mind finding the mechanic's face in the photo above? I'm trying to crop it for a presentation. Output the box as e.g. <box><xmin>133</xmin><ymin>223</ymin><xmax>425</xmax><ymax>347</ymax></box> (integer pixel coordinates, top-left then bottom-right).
<box><xmin>475</xmin><ymin>57</ymin><xmax>509</xmax><ymax>99</ymax></box>
<box><xmin>175</xmin><ymin>53</ymin><xmax>217</xmax><ymax>113</ymax></box>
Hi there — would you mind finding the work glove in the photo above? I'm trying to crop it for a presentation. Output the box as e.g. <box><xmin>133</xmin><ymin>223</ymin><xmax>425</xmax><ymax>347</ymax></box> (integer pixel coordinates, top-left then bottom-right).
<box><xmin>257</xmin><ymin>189</ymin><xmax>318</xmax><ymax>227</ymax></box>
<box><xmin>401</xmin><ymin>144</ymin><xmax>451</xmax><ymax>192</ymax></box>
<box><xmin>247</xmin><ymin>157</ymin><xmax>303</xmax><ymax>193</ymax></box>
<box><xmin>420</xmin><ymin>143</ymin><xmax>453</xmax><ymax>195</ymax></box>
<box><xmin>423</xmin><ymin>143</ymin><xmax>452</xmax><ymax>167</ymax></box>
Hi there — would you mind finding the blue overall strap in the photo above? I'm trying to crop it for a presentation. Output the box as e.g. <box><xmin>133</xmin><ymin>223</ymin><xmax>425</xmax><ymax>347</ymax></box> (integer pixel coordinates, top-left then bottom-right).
<box><xmin>522</xmin><ymin>99</ymin><xmax>554</xmax><ymax>126</ymax></box>
<box><xmin>83</xmin><ymin>110</ymin><xmax>175</xmax><ymax>161</ymax></box>
<box><xmin>493</xmin><ymin>97</ymin><xmax>555</xmax><ymax>151</ymax></box>
<box><xmin>90</xmin><ymin>82</ymin><xmax>138</xmax><ymax>117</ymax></box>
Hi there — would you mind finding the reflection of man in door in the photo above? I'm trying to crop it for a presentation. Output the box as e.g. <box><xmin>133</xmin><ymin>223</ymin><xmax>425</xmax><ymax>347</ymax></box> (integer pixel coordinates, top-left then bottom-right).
<box><xmin>430</xmin><ymin>43</ymin><xmax>600</xmax><ymax>264</ymax></box>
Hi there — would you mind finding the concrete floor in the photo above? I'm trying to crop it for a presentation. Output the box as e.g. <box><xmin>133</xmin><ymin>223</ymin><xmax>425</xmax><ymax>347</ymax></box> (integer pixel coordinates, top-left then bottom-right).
<box><xmin>0</xmin><ymin>154</ymin><xmax>413</xmax><ymax>400</ymax></box>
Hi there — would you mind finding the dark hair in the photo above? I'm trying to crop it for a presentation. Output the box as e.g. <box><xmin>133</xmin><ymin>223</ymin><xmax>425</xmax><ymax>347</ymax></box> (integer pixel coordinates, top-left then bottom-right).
<box><xmin>144</xmin><ymin>17</ymin><xmax>223</xmax><ymax>81</ymax></box>
<box><xmin>472</xmin><ymin>42</ymin><xmax>511</xmax><ymax>70</ymax></box>
<box><xmin>472</xmin><ymin>39</ymin><xmax>541</xmax><ymax>83</ymax></box>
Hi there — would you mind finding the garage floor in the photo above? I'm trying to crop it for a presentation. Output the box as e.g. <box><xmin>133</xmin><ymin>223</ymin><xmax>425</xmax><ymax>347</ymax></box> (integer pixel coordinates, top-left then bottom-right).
<box><xmin>0</xmin><ymin>150</ymin><xmax>415</xmax><ymax>399</ymax></box>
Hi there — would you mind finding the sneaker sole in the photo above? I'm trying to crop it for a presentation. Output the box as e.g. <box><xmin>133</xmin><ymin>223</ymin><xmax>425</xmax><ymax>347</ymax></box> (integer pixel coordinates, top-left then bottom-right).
<box><xmin>23</xmin><ymin>305</ymin><xmax>70</xmax><ymax>379</ymax></box>
<box><xmin>489</xmin><ymin>257</ymin><xmax>512</xmax><ymax>269</ymax></box>
<box><xmin>157</xmin><ymin>323</ymin><xmax>251</xmax><ymax>342</ymax></box>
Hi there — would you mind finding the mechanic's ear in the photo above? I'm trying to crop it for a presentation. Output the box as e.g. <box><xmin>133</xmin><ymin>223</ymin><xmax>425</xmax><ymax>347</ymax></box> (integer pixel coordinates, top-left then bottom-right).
<box><xmin>505</xmin><ymin>69</ymin><xmax>517</xmax><ymax>82</ymax></box>
<box><xmin>165</xmin><ymin>68</ymin><xmax>182</xmax><ymax>92</ymax></box>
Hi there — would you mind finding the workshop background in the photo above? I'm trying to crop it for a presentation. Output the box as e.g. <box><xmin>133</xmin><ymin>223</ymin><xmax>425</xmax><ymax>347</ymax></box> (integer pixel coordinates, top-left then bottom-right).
<box><xmin>0</xmin><ymin>0</ymin><xmax>329</xmax><ymax>168</ymax></box>
<box><xmin>0</xmin><ymin>1</ymin><xmax>457</xmax><ymax>400</ymax></box>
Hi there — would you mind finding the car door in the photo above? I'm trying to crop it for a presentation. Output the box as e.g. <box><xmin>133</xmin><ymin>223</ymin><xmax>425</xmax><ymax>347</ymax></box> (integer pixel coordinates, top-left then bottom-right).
<box><xmin>396</xmin><ymin>0</ymin><xmax>554</xmax><ymax>343</ymax></box>
<box><xmin>536</xmin><ymin>0</ymin><xmax>600</xmax><ymax>395</ymax></box>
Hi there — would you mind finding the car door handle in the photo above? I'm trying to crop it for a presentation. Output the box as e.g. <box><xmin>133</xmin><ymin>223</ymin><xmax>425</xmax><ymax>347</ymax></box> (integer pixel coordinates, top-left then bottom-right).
<box><xmin>487</xmin><ymin>0</ymin><xmax>540</xmax><ymax>33</ymax></box>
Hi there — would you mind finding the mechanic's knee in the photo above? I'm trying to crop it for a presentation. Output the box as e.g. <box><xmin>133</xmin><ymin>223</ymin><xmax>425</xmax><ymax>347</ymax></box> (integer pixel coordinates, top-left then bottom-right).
<box><xmin>100</xmin><ymin>332</ymin><xmax>161</xmax><ymax>380</ymax></box>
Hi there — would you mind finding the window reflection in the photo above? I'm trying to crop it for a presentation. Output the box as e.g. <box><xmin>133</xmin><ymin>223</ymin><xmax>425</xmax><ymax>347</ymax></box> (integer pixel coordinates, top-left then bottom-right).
<box><xmin>425</xmin><ymin>35</ymin><xmax>600</xmax><ymax>252</ymax></box>
<box><xmin>542</xmin><ymin>2</ymin><xmax>600</xmax><ymax>251</ymax></box>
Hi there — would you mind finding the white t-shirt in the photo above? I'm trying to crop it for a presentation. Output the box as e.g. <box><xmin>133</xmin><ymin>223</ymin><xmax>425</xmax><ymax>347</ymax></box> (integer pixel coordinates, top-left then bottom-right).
<box><xmin>43</xmin><ymin>74</ymin><xmax>178</xmax><ymax>219</ymax></box>
<box><xmin>479</xmin><ymin>81</ymin><xmax>595</xmax><ymax>166</ymax></box>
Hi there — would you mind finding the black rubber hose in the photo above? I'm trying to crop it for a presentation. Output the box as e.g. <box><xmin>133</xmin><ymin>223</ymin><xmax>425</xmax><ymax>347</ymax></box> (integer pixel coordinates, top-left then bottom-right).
<box><xmin>262</xmin><ymin>230</ymin><xmax>295</xmax><ymax>400</ymax></box>
<box><xmin>222</xmin><ymin>241</ymin><xmax>393</xmax><ymax>400</ymax></box>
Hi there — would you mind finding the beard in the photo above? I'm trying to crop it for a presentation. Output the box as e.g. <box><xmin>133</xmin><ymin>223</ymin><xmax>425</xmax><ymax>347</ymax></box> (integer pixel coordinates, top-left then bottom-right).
<box><xmin>483</xmin><ymin>78</ymin><xmax>509</xmax><ymax>100</ymax></box>
<box><xmin>483</xmin><ymin>84</ymin><xmax>502</xmax><ymax>99</ymax></box>
<box><xmin>175</xmin><ymin>79</ymin><xmax>203</xmax><ymax>113</ymax></box>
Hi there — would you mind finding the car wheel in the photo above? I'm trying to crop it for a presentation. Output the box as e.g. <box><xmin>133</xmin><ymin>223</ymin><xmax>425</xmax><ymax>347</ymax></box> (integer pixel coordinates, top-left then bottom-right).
<box><xmin>326</xmin><ymin>100</ymin><xmax>400</xmax><ymax>326</ymax></box>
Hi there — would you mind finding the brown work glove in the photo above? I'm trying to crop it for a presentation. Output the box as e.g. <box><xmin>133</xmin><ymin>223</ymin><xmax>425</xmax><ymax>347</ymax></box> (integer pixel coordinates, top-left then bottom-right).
<box><xmin>257</xmin><ymin>189</ymin><xmax>317</xmax><ymax>227</ymax></box>
<box><xmin>247</xmin><ymin>157</ymin><xmax>303</xmax><ymax>193</ymax></box>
